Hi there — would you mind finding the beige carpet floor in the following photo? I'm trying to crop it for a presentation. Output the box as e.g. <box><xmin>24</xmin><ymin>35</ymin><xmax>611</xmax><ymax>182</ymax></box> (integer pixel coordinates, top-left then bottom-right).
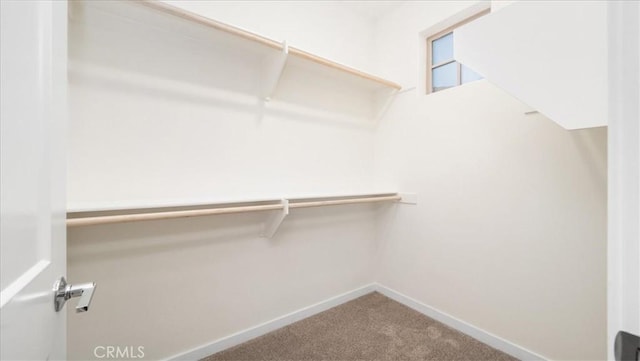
<box><xmin>202</xmin><ymin>292</ymin><xmax>519</xmax><ymax>361</ymax></box>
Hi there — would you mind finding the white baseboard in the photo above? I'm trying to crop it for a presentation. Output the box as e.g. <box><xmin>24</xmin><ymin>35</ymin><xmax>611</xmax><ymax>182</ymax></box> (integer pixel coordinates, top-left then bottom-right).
<box><xmin>374</xmin><ymin>284</ymin><xmax>548</xmax><ymax>361</ymax></box>
<box><xmin>167</xmin><ymin>283</ymin><xmax>547</xmax><ymax>361</ymax></box>
<box><xmin>167</xmin><ymin>283</ymin><xmax>377</xmax><ymax>361</ymax></box>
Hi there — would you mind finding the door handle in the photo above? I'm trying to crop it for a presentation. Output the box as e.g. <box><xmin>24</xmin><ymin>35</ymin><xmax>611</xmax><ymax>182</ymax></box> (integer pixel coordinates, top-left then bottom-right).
<box><xmin>54</xmin><ymin>277</ymin><xmax>96</xmax><ymax>312</ymax></box>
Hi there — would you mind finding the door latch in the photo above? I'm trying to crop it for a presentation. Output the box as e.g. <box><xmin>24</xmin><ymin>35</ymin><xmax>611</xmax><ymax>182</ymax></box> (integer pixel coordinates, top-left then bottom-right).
<box><xmin>54</xmin><ymin>277</ymin><xmax>96</xmax><ymax>312</ymax></box>
<box><xmin>615</xmin><ymin>330</ymin><xmax>640</xmax><ymax>361</ymax></box>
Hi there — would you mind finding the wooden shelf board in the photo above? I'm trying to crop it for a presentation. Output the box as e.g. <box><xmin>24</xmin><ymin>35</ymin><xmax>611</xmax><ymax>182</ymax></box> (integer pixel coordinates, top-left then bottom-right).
<box><xmin>138</xmin><ymin>0</ymin><xmax>401</xmax><ymax>91</ymax></box>
<box><xmin>288</xmin><ymin>47</ymin><xmax>401</xmax><ymax>90</ymax></box>
<box><xmin>140</xmin><ymin>0</ymin><xmax>283</xmax><ymax>51</ymax></box>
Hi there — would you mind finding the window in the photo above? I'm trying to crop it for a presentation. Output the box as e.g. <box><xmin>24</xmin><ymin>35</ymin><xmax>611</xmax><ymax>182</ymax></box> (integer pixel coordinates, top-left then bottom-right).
<box><xmin>426</xmin><ymin>8</ymin><xmax>489</xmax><ymax>94</ymax></box>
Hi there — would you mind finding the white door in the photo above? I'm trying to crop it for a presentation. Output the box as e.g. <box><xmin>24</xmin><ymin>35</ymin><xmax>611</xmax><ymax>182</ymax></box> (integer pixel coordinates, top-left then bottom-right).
<box><xmin>1</xmin><ymin>1</ymin><xmax>68</xmax><ymax>359</ymax></box>
<box><xmin>608</xmin><ymin>1</ymin><xmax>640</xmax><ymax>360</ymax></box>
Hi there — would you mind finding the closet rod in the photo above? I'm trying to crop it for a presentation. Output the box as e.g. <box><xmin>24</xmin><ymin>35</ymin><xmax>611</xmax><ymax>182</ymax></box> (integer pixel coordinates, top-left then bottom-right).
<box><xmin>67</xmin><ymin>195</ymin><xmax>401</xmax><ymax>227</ymax></box>
<box><xmin>67</xmin><ymin>204</ymin><xmax>283</xmax><ymax>227</ymax></box>
<box><xmin>138</xmin><ymin>1</ymin><xmax>402</xmax><ymax>90</ymax></box>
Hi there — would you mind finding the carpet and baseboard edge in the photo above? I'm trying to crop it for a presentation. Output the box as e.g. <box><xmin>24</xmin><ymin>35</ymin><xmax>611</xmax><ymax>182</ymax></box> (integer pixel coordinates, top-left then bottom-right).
<box><xmin>375</xmin><ymin>284</ymin><xmax>548</xmax><ymax>361</ymax></box>
<box><xmin>167</xmin><ymin>284</ymin><xmax>377</xmax><ymax>361</ymax></box>
<box><xmin>167</xmin><ymin>283</ymin><xmax>547</xmax><ymax>361</ymax></box>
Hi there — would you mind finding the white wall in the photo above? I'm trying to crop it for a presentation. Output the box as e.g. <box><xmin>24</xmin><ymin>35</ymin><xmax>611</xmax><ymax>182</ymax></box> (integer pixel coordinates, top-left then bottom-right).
<box><xmin>67</xmin><ymin>2</ymin><xmax>382</xmax><ymax>359</ymax></box>
<box><xmin>373</xmin><ymin>1</ymin><xmax>607</xmax><ymax>360</ymax></box>
<box><xmin>68</xmin><ymin>205</ymin><xmax>381</xmax><ymax>360</ymax></box>
<box><xmin>67</xmin><ymin>1</ymin><xmax>380</xmax><ymax>207</ymax></box>
<box><xmin>491</xmin><ymin>0</ymin><xmax>516</xmax><ymax>12</ymax></box>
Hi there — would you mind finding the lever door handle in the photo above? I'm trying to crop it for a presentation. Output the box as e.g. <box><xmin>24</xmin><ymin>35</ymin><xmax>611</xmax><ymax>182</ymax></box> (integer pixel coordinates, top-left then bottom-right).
<box><xmin>69</xmin><ymin>282</ymin><xmax>96</xmax><ymax>312</ymax></box>
<box><xmin>54</xmin><ymin>277</ymin><xmax>97</xmax><ymax>313</ymax></box>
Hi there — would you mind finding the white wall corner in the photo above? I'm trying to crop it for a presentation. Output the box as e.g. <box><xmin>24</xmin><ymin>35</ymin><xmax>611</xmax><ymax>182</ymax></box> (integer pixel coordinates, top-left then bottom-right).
<box><xmin>490</xmin><ymin>0</ymin><xmax>517</xmax><ymax>13</ymax></box>
<box><xmin>374</xmin><ymin>284</ymin><xmax>549</xmax><ymax>361</ymax></box>
<box><xmin>166</xmin><ymin>284</ymin><xmax>377</xmax><ymax>361</ymax></box>
<box><xmin>166</xmin><ymin>282</ymin><xmax>550</xmax><ymax>361</ymax></box>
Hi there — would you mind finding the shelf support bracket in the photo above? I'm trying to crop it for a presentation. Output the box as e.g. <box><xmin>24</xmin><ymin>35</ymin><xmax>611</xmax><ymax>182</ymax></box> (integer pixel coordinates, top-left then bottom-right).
<box><xmin>262</xmin><ymin>198</ymin><xmax>289</xmax><ymax>238</ymax></box>
<box><xmin>375</xmin><ymin>88</ymin><xmax>399</xmax><ymax>121</ymax></box>
<box><xmin>263</xmin><ymin>41</ymin><xmax>289</xmax><ymax>102</ymax></box>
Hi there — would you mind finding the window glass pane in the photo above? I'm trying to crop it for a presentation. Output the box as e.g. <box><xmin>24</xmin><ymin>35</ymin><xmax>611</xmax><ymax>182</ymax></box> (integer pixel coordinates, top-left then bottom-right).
<box><xmin>432</xmin><ymin>62</ymin><xmax>457</xmax><ymax>92</ymax></box>
<box><xmin>461</xmin><ymin>65</ymin><xmax>483</xmax><ymax>84</ymax></box>
<box><xmin>432</xmin><ymin>32</ymin><xmax>454</xmax><ymax>65</ymax></box>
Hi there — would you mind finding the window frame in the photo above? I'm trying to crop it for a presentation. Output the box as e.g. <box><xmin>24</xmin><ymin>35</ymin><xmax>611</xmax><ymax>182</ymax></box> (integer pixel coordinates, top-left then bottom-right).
<box><xmin>426</xmin><ymin>8</ymin><xmax>490</xmax><ymax>94</ymax></box>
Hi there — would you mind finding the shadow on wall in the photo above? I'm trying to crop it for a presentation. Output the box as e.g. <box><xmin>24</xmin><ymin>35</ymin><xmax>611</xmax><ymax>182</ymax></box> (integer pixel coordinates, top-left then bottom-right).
<box><xmin>67</xmin><ymin>212</ymin><xmax>266</xmax><ymax>262</ymax></box>
<box><xmin>69</xmin><ymin>0</ymin><xmax>379</xmax><ymax>127</ymax></box>
<box><xmin>69</xmin><ymin>62</ymin><xmax>379</xmax><ymax>131</ymax></box>
<box><xmin>569</xmin><ymin>126</ymin><xmax>607</xmax><ymax>192</ymax></box>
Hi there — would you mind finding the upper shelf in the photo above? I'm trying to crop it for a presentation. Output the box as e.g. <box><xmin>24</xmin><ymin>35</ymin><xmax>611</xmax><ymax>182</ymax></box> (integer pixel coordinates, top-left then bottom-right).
<box><xmin>69</xmin><ymin>0</ymin><xmax>401</xmax><ymax>119</ymax></box>
<box><xmin>143</xmin><ymin>1</ymin><xmax>401</xmax><ymax>91</ymax></box>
